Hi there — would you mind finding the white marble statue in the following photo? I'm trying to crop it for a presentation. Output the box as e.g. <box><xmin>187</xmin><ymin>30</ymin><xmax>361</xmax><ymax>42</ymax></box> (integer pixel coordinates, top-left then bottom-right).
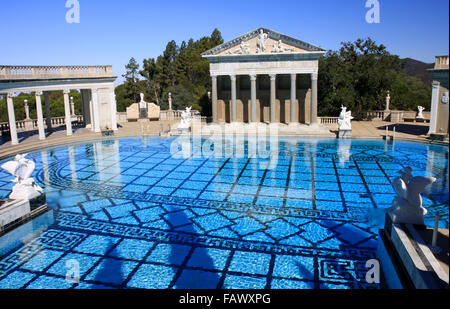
<box><xmin>139</xmin><ymin>93</ymin><xmax>147</xmax><ymax>109</ymax></box>
<box><xmin>388</xmin><ymin>167</ymin><xmax>436</xmax><ymax>225</ymax></box>
<box><xmin>417</xmin><ymin>106</ymin><xmax>425</xmax><ymax>119</ymax></box>
<box><xmin>177</xmin><ymin>106</ymin><xmax>192</xmax><ymax>134</ymax></box>
<box><xmin>442</xmin><ymin>92</ymin><xmax>449</xmax><ymax>104</ymax></box>
<box><xmin>272</xmin><ymin>40</ymin><xmax>284</xmax><ymax>53</ymax></box>
<box><xmin>338</xmin><ymin>106</ymin><xmax>354</xmax><ymax>131</ymax></box>
<box><xmin>1</xmin><ymin>154</ymin><xmax>44</xmax><ymax>200</ymax></box>
<box><xmin>256</xmin><ymin>29</ymin><xmax>268</xmax><ymax>53</ymax></box>
<box><xmin>239</xmin><ymin>41</ymin><xmax>250</xmax><ymax>54</ymax></box>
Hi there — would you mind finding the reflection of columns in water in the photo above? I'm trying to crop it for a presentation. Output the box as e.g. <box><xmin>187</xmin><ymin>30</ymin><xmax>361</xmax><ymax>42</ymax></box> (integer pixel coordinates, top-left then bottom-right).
<box><xmin>257</xmin><ymin>126</ymin><xmax>269</xmax><ymax>169</ymax></box>
<box><xmin>426</xmin><ymin>144</ymin><xmax>434</xmax><ymax>178</ymax></box>
<box><xmin>308</xmin><ymin>140</ymin><xmax>318</xmax><ymax>209</ymax></box>
<box><xmin>247</xmin><ymin>134</ymin><xmax>257</xmax><ymax>159</ymax></box>
<box><xmin>267</xmin><ymin>124</ymin><xmax>279</xmax><ymax>170</ymax></box>
<box><xmin>235</xmin><ymin>134</ymin><xmax>245</xmax><ymax>159</ymax></box>
<box><xmin>68</xmin><ymin>146</ymin><xmax>77</xmax><ymax>184</ymax></box>
<box><xmin>192</xmin><ymin>124</ymin><xmax>202</xmax><ymax>159</ymax></box>
<box><xmin>426</xmin><ymin>145</ymin><xmax>449</xmax><ymax>196</ymax></box>
<box><xmin>223</xmin><ymin>135</ymin><xmax>234</xmax><ymax>159</ymax></box>
<box><xmin>286</xmin><ymin>139</ymin><xmax>298</xmax><ymax>183</ymax></box>
<box><xmin>40</xmin><ymin>151</ymin><xmax>50</xmax><ymax>187</ymax></box>
<box><xmin>93</xmin><ymin>141</ymin><xmax>122</xmax><ymax>184</ymax></box>
<box><xmin>207</xmin><ymin>126</ymin><xmax>223</xmax><ymax>159</ymax></box>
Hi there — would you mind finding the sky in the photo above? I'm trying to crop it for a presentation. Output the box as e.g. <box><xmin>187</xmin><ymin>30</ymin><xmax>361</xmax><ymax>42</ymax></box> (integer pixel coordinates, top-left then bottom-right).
<box><xmin>1</xmin><ymin>0</ymin><xmax>449</xmax><ymax>85</ymax></box>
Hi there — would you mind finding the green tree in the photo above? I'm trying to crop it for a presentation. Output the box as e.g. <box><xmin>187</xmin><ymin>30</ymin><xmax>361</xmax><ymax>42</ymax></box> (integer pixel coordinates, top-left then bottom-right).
<box><xmin>318</xmin><ymin>38</ymin><xmax>431</xmax><ymax>118</ymax></box>
<box><xmin>122</xmin><ymin>57</ymin><xmax>142</xmax><ymax>103</ymax></box>
<box><xmin>140</xmin><ymin>58</ymin><xmax>160</xmax><ymax>104</ymax></box>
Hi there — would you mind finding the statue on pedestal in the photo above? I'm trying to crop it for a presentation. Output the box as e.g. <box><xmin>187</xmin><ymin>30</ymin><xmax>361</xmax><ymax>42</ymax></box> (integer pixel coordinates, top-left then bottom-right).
<box><xmin>417</xmin><ymin>106</ymin><xmax>425</xmax><ymax>119</ymax></box>
<box><xmin>388</xmin><ymin>167</ymin><xmax>436</xmax><ymax>225</ymax></box>
<box><xmin>338</xmin><ymin>106</ymin><xmax>354</xmax><ymax>138</ymax></box>
<box><xmin>1</xmin><ymin>154</ymin><xmax>44</xmax><ymax>200</ymax></box>
<box><xmin>177</xmin><ymin>106</ymin><xmax>192</xmax><ymax>134</ymax></box>
<box><xmin>138</xmin><ymin>93</ymin><xmax>148</xmax><ymax>119</ymax></box>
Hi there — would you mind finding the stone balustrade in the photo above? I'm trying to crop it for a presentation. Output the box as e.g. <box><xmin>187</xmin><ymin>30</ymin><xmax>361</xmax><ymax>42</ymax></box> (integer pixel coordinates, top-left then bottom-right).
<box><xmin>318</xmin><ymin>117</ymin><xmax>339</xmax><ymax>124</ymax></box>
<box><xmin>0</xmin><ymin>65</ymin><xmax>114</xmax><ymax>80</ymax></box>
<box><xmin>434</xmin><ymin>56</ymin><xmax>449</xmax><ymax>70</ymax></box>
<box><xmin>0</xmin><ymin>115</ymin><xmax>84</xmax><ymax>134</ymax></box>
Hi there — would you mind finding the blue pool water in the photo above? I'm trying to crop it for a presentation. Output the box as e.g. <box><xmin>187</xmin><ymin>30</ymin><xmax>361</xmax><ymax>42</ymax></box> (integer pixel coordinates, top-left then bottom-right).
<box><xmin>0</xmin><ymin>137</ymin><xmax>448</xmax><ymax>289</ymax></box>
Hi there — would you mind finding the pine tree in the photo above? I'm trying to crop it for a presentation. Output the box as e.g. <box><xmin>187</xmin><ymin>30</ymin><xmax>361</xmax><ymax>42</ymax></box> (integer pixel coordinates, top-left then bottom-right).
<box><xmin>122</xmin><ymin>57</ymin><xmax>141</xmax><ymax>103</ymax></box>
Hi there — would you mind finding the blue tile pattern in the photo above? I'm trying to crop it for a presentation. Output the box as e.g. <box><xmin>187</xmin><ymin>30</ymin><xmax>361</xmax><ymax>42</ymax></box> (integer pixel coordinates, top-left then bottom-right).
<box><xmin>0</xmin><ymin>137</ymin><xmax>448</xmax><ymax>289</ymax></box>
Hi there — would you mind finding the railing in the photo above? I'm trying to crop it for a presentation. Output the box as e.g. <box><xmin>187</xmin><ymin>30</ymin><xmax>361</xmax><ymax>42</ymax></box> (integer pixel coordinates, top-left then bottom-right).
<box><xmin>318</xmin><ymin>117</ymin><xmax>339</xmax><ymax>124</ymax></box>
<box><xmin>0</xmin><ymin>65</ymin><xmax>114</xmax><ymax>80</ymax></box>
<box><xmin>0</xmin><ymin>115</ymin><xmax>84</xmax><ymax>134</ymax></box>
<box><xmin>368</xmin><ymin>110</ymin><xmax>431</xmax><ymax>122</ymax></box>
<box><xmin>160</xmin><ymin>110</ymin><xmax>201</xmax><ymax>120</ymax></box>
<box><xmin>367</xmin><ymin>111</ymin><xmax>386</xmax><ymax>120</ymax></box>
<box><xmin>435</xmin><ymin>56</ymin><xmax>449</xmax><ymax>70</ymax></box>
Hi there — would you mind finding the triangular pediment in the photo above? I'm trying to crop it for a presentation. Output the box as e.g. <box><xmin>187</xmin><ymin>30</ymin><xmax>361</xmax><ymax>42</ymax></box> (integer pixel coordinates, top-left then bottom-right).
<box><xmin>202</xmin><ymin>28</ymin><xmax>325</xmax><ymax>56</ymax></box>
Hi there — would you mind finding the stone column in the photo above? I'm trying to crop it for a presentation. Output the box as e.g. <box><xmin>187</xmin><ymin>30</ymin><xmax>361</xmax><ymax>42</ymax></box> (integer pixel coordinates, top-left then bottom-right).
<box><xmin>35</xmin><ymin>91</ymin><xmax>46</xmax><ymax>140</ymax></box>
<box><xmin>270</xmin><ymin>74</ymin><xmax>277</xmax><ymax>123</ymax></box>
<box><xmin>211</xmin><ymin>75</ymin><xmax>218</xmax><ymax>123</ymax></box>
<box><xmin>230</xmin><ymin>75</ymin><xmax>237</xmax><ymax>123</ymax></box>
<box><xmin>6</xmin><ymin>92</ymin><xmax>19</xmax><ymax>145</ymax></box>
<box><xmin>290</xmin><ymin>73</ymin><xmax>297</xmax><ymax>124</ymax></box>
<box><xmin>44</xmin><ymin>91</ymin><xmax>53</xmax><ymax>132</ymax></box>
<box><xmin>250</xmin><ymin>74</ymin><xmax>257</xmax><ymax>123</ymax></box>
<box><xmin>310</xmin><ymin>73</ymin><xmax>318</xmax><ymax>125</ymax></box>
<box><xmin>109</xmin><ymin>88</ymin><xmax>118</xmax><ymax>130</ymax></box>
<box><xmin>428</xmin><ymin>82</ymin><xmax>440</xmax><ymax>135</ymax></box>
<box><xmin>63</xmin><ymin>89</ymin><xmax>73</xmax><ymax>136</ymax></box>
<box><xmin>91</xmin><ymin>88</ymin><xmax>101</xmax><ymax>132</ymax></box>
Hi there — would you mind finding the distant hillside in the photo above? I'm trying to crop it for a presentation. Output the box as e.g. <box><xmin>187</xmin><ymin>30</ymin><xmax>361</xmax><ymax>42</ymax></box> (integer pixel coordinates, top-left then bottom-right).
<box><xmin>402</xmin><ymin>58</ymin><xmax>434</xmax><ymax>86</ymax></box>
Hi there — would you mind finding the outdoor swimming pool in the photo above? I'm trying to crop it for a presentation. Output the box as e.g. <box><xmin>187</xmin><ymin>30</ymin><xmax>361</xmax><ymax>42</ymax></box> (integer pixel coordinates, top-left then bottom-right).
<box><xmin>0</xmin><ymin>136</ymin><xmax>448</xmax><ymax>289</ymax></box>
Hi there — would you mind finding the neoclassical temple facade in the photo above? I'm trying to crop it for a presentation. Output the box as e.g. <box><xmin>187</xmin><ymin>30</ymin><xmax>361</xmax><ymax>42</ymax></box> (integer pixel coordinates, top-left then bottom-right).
<box><xmin>202</xmin><ymin>28</ymin><xmax>325</xmax><ymax>125</ymax></box>
<box><xmin>0</xmin><ymin>65</ymin><xmax>118</xmax><ymax>145</ymax></box>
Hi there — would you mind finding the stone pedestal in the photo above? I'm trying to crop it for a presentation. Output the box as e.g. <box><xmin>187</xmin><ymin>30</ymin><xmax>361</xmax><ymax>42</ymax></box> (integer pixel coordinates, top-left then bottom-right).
<box><xmin>377</xmin><ymin>213</ymin><xmax>449</xmax><ymax>289</ymax></box>
<box><xmin>338</xmin><ymin>130</ymin><xmax>352</xmax><ymax>138</ymax></box>
<box><xmin>0</xmin><ymin>193</ymin><xmax>48</xmax><ymax>236</ymax></box>
<box><xmin>24</xmin><ymin>119</ymin><xmax>35</xmax><ymax>131</ymax></box>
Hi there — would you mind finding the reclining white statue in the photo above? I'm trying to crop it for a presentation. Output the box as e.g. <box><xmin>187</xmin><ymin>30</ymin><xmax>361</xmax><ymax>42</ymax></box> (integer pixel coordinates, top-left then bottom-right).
<box><xmin>1</xmin><ymin>154</ymin><xmax>44</xmax><ymax>200</ymax></box>
<box><xmin>388</xmin><ymin>166</ymin><xmax>436</xmax><ymax>225</ymax></box>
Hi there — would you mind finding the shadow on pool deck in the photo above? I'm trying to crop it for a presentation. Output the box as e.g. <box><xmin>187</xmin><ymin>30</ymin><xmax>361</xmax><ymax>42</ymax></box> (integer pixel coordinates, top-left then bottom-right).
<box><xmin>166</xmin><ymin>207</ymin><xmax>221</xmax><ymax>289</ymax></box>
<box><xmin>377</xmin><ymin>123</ymin><xmax>429</xmax><ymax>136</ymax></box>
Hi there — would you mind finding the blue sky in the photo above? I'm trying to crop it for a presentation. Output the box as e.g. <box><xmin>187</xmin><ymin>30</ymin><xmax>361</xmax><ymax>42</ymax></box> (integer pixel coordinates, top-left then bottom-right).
<box><xmin>1</xmin><ymin>0</ymin><xmax>448</xmax><ymax>85</ymax></box>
